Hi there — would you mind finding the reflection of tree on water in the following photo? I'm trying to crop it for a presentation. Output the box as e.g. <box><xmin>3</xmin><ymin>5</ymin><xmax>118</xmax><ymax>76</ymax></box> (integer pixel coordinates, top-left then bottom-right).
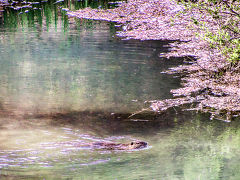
<box><xmin>165</xmin><ymin>115</ymin><xmax>240</xmax><ymax>180</ymax></box>
<box><xmin>1</xmin><ymin>0</ymin><xmax>119</xmax><ymax>30</ymax></box>
<box><xmin>0</xmin><ymin>1</ymin><xmax>7</xmax><ymax>24</ymax></box>
<box><xmin>0</xmin><ymin>0</ymin><xmax>182</xmax><ymax>115</ymax></box>
<box><xmin>0</xmin><ymin>13</ymin><xmax>181</xmax><ymax>115</ymax></box>
<box><xmin>0</xmin><ymin>6</ymin><xmax>3</xmax><ymax>23</ymax></box>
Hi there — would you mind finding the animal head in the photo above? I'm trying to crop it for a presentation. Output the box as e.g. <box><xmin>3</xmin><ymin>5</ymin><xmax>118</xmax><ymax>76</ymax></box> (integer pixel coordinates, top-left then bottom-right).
<box><xmin>129</xmin><ymin>141</ymin><xmax>147</xmax><ymax>149</ymax></box>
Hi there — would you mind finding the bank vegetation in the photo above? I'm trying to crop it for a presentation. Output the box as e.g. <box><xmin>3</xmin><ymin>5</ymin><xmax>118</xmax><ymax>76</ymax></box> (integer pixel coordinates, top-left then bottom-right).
<box><xmin>67</xmin><ymin>0</ymin><xmax>240</xmax><ymax>121</ymax></box>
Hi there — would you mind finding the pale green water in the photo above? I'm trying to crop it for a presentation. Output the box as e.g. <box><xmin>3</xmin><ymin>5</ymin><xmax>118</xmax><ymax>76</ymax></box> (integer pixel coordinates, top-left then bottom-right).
<box><xmin>0</xmin><ymin>7</ymin><xmax>179</xmax><ymax>115</ymax></box>
<box><xmin>0</xmin><ymin>1</ymin><xmax>240</xmax><ymax>179</ymax></box>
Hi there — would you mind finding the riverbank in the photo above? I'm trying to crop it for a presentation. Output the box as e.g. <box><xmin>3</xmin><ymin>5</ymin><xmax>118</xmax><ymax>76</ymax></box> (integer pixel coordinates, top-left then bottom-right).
<box><xmin>67</xmin><ymin>0</ymin><xmax>240</xmax><ymax>121</ymax></box>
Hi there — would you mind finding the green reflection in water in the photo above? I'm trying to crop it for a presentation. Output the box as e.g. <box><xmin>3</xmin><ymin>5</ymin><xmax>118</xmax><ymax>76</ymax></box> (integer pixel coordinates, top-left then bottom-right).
<box><xmin>1</xmin><ymin>112</ymin><xmax>240</xmax><ymax>179</ymax></box>
<box><xmin>0</xmin><ymin>0</ymin><xmax>182</xmax><ymax>115</ymax></box>
<box><xmin>1</xmin><ymin>0</ymin><xmax>120</xmax><ymax>31</ymax></box>
<box><xmin>2</xmin><ymin>0</ymin><xmax>240</xmax><ymax>180</ymax></box>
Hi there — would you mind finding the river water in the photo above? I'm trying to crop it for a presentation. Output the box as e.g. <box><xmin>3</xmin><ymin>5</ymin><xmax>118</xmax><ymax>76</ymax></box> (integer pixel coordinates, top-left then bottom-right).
<box><xmin>0</xmin><ymin>0</ymin><xmax>240</xmax><ymax>179</ymax></box>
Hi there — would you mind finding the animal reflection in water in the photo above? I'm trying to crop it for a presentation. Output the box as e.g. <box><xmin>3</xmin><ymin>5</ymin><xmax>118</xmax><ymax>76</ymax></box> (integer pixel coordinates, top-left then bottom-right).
<box><xmin>90</xmin><ymin>141</ymin><xmax>148</xmax><ymax>151</ymax></box>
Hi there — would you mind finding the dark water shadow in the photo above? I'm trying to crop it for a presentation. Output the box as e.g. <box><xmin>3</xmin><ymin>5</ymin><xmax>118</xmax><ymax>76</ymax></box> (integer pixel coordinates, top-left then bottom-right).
<box><xmin>16</xmin><ymin>107</ymin><xmax>195</xmax><ymax>137</ymax></box>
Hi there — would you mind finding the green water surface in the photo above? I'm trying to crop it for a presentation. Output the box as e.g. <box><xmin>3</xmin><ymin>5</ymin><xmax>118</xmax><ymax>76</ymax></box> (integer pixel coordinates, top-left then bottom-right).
<box><xmin>0</xmin><ymin>0</ymin><xmax>240</xmax><ymax>179</ymax></box>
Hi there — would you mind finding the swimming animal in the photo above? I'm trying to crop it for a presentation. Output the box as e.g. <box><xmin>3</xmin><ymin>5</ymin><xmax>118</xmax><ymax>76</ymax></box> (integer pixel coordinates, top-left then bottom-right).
<box><xmin>90</xmin><ymin>141</ymin><xmax>148</xmax><ymax>150</ymax></box>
